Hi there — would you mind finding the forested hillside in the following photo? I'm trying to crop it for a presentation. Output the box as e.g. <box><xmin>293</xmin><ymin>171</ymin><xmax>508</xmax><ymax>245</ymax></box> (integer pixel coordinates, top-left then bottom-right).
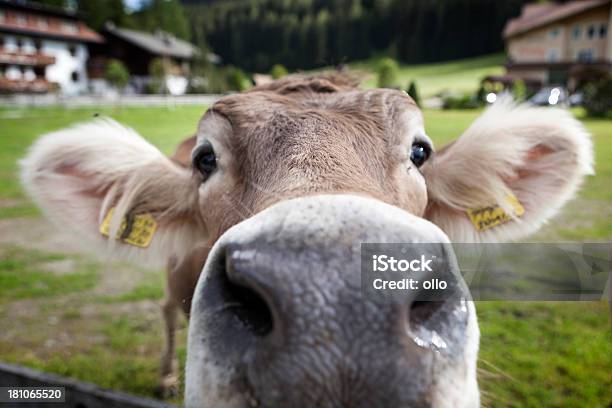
<box><xmin>36</xmin><ymin>0</ymin><xmax>533</xmax><ymax>72</ymax></box>
<box><xmin>184</xmin><ymin>0</ymin><xmax>532</xmax><ymax>71</ymax></box>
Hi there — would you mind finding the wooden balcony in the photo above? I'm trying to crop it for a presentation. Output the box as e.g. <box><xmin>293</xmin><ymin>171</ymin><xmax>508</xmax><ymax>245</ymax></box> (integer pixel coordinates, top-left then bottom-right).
<box><xmin>0</xmin><ymin>78</ymin><xmax>54</xmax><ymax>93</ymax></box>
<box><xmin>0</xmin><ymin>50</ymin><xmax>56</xmax><ymax>66</ymax></box>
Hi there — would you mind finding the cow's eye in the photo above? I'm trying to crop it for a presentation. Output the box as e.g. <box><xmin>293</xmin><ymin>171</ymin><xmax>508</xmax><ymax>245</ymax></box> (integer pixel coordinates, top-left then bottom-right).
<box><xmin>193</xmin><ymin>141</ymin><xmax>217</xmax><ymax>178</ymax></box>
<box><xmin>410</xmin><ymin>142</ymin><xmax>431</xmax><ymax>168</ymax></box>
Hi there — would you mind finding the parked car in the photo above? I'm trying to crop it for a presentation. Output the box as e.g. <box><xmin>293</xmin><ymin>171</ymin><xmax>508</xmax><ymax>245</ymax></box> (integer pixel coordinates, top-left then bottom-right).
<box><xmin>529</xmin><ymin>86</ymin><xmax>568</xmax><ymax>107</ymax></box>
<box><xmin>568</xmin><ymin>92</ymin><xmax>584</xmax><ymax>107</ymax></box>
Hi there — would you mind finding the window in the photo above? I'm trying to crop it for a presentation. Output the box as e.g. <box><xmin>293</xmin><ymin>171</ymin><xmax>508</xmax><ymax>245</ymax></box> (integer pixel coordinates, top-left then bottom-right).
<box><xmin>24</xmin><ymin>68</ymin><xmax>35</xmax><ymax>81</ymax></box>
<box><xmin>71</xmin><ymin>71</ymin><xmax>79</xmax><ymax>82</ymax></box>
<box><xmin>21</xmin><ymin>38</ymin><xmax>35</xmax><ymax>54</ymax></box>
<box><xmin>0</xmin><ymin>36</ymin><xmax>4</xmax><ymax>49</ymax></box>
<box><xmin>572</xmin><ymin>25</ymin><xmax>581</xmax><ymax>40</ymax></box>
<box><xmin>577</xmin><ymin>49</ymin><xmax>594</xmax><ymax>62</ymax></box>
<box><xmin>600</xmin><ymin>24</ymin><xmax>608</xmax><ymax>38</ymax></box>
<box><xmin>62</xmin><ymin>21</ymin><xmax>78</xmax><ymax>34</ymax></box>
<box><xmin>4</xmin><ymin>36</ymin><xmax>16</xmax><ymax>52</ymax></box>
<box><xmin>6</xmin><ymin>65</ymin><xmax>21</xmax><ymax>80</ymax></box>
<box><xmin>15</xmin><ymin>13</ymin><xmax>26</xmax><ymax>25</ymax></box>
<box><xmin>69</xmin><ymin>45</ymin><xmax>77</xmax><ymax>56</ymax></box>
<box><xmin>547</xmin><ymin>49</ymin><xmax>559</xmax><ymax>62</ymax></box>
<box><xmin>587</xmin><ymin>25</ymin><xmax>596</xmax><ymax>39</ymax></box>
<box><xmin>34</xmin><ymin>39</ymin><xmax>41</xmax><ymax>52</ymax></box>
<box><xmin>549</xmin><ymin>27</ymin><xmax>560</xmax><ymax>38</ymax></box>
<box><xmin>0</xmin><ymin>10</ymin><xmax>5</xmax><ymax>22</ymax></box>
<box><xmin>15</xmin><ymin>37</ymin><xmax>22</xmax><ymax>50</ymax></box>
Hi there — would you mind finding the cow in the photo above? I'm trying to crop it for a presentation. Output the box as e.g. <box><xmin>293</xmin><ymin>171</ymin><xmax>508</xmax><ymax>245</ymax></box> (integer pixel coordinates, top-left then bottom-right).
<box><xmin>20</xmin><ymin>74</ymin><xmax>593</xmax><ymax>407</ymax></box>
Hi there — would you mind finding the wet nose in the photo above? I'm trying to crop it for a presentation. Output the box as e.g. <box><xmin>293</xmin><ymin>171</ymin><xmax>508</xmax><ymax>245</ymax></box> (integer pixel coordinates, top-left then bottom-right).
<box><xmin>186</xmin><ymin>195</ymin><xmax>475</xmax><ymax>408</ymax></box>
<box><xmin>202</xmin><ymin>239</ymin><xmax>464</xmax><ymax>349</ymax></box>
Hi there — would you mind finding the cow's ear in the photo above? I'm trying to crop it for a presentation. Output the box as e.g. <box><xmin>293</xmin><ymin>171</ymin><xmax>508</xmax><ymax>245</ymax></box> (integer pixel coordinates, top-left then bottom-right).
<box><xmin>421</xmin><ymin>101</ymin><xmax>594</xmax><ymax>242</ymax></box>
<box><xmin>20</xmin><ymin>119</ymin><xmax>203</xmax><ymax>267</ymax></box>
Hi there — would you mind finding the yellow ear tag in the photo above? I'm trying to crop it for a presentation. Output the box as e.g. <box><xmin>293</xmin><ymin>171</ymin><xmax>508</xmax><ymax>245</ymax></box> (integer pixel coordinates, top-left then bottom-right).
<box><xmin>99</xmin><ymin>207</ymin><xmax>157</xmax><ymax>248</ymax></box>
<box><xmin>467</xmin><ymin>193</ymin><xmax>525</xmax><ymax>231</ymax></box>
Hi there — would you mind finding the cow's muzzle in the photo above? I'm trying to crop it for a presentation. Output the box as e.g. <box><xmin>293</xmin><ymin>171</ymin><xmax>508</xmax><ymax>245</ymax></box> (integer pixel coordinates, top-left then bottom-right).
<box><xmin>186</xmin><ymin>194</ymin><xmax>480</xmax><ymax>408</ymax></box>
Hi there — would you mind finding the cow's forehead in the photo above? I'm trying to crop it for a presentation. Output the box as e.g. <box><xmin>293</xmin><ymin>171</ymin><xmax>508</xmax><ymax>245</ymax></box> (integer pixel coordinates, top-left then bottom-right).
<box><xmin>209</xmin><ymin>87</ymin><xmax>419</xmax><ymax>120</ymax></box>
<box><xmin>201</xmin><ymin>86</ymin><xmax>423</xmax><ymax>151</ymax></box>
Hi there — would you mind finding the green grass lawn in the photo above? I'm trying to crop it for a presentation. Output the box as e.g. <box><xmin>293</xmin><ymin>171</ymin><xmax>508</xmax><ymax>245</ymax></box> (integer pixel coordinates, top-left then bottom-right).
<box><xmin>0</xmin><ymin>106</ymin><xmax>611</xmax><ymax>407</ymax></box>
<box><xmin>351</xmin><ymin>53</ymin><xmax>506</xmax><ymax>97</ymax></box>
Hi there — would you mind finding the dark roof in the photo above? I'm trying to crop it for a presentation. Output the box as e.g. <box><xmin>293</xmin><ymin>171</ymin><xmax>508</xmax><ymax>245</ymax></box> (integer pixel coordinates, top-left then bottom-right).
<box><xmin>104</xmin><ymin>23</ymin><xmax>199</xmax><ymax>59</ymax></box>
<box><xmin>0</xmin><ymin>0</ymin><xmax>81</xmax><ymax>19</ymax></box>
<box><xmin>504</xmin><ymin>0</ymin><xmax>611</xmax><ymax>38</ymax></box>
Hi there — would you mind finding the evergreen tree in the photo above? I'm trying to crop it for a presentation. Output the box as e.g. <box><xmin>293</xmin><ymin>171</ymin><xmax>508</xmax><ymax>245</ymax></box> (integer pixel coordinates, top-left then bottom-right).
<box><xmin>270</xmin><ymin>64</ymin><xmax>288</xmax><ymax>79</ymax></box>
<box><xmin>76</xmin><ymin>0</ymin><xmax>132</xmax><ymax>30</ymax></box>
<box><xmin>377</xmin><ymin>58</ymin><xmax>400</xmax><ymax>89</ymax></box>
<box><xmin>182</xmin><ymin>0</ymin><xmax>532</xmax><ymax>72</ymax></box>
<box><xmin>512</xmin><ymin>79</ymin><xmax>527</xmax><ymax>102</ymax></box>
<box><xmin>148</xmin><ymin>58</ymin><xmax>166</xmax><ymax>94</ymax></box>
<box><xmin>105</xmin><ymin>59</ymin><xmax>129</xmax><ymax>91</ymax></box>
<box><xmin>407</xmin><ymin>81</ymin><xmax>421</xmax><ymax>107</ymax></box>
<box><xmin>135</xmin><ymin>0</ymin><xmax>190</xmax><ymax>40</ymax></box>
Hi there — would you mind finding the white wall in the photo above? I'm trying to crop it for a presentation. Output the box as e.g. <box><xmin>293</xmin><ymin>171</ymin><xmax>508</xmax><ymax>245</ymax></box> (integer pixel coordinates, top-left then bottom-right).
<box><xmin>2</xmin><ymin>34</ymin><xmax>90</xmax><ymax>95</ymax></box>
<box><xmin>42</xmin><ymin>40</ymin><xmax>89</xmax><ymax>95</ymax></box>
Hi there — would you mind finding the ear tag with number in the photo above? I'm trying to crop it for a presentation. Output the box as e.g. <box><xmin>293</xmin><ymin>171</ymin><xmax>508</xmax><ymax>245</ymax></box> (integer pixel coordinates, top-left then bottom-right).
<box><xmin>99</xmin><ymin>207</ymin><xmax>157</xmax><ymax>248</ymax></box>
<box><xmin>467</xmin><ymin>193</ymin><xmax>525</xmax><ymax>231</ymax></box>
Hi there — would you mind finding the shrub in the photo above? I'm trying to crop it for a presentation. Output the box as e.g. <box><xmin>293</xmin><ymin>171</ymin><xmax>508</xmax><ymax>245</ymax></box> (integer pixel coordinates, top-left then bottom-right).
<box><xmin>377</xmin><ymin>58</ymin><xmax>400</xmax><ymax>89</ymax></box>
<box><xmin>583</xmin><ymin>76</ymin><xmax>612</xmax><ymax>117</ymax></box>
<box><xmin>187</xmin><ymin>76</ymin><xmax>209</xmax><ymax>94</ymax></box>
<box><xmin>225</xmin><ymin>66</ymin><xmax>251</xmax><ymax>91</ymax></box>
<box><xmin>475</xmin><ymin>84</ymin><xmax>487</xmax><ymax>103</ymax></box>
<box><xmin>188</xmin><ymin>65</ymin><xmax>227</xmax><ymax>93</ymax></box>
<box><xmin>187</xmin><ymin>66</ymin><xmax>253</xmax><ymax>94</ymax></box>
<box><xmin>406</xmin><ymin>80</ymin><xmax>421</xmax><ymax>106</ymax></box>
<box><xmin>104</xmin><ymin>59</ymin><xmax>129</xmax><ymax>91</ymax></box>
<box><xmin>148</xmin><ymin>58</ymin><xmax>166</xmax><ymax>94</ymax></box>
<box><xmin>270</xmin><ymin>64</ymin><xmax>289</xmax><ymax>79</ymax></box>
<box><xmin>442</xmin><ymin>93</ymin><xmax>482</xmax><ymax>110</ymax></box>
<box><xmin>512</xmin><ymin>79</ymin><xmax>527</xmax><ymax>102</ymax></box>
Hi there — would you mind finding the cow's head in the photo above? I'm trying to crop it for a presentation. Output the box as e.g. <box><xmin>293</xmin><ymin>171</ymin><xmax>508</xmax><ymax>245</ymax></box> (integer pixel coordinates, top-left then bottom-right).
<box><xmin>21</xmin><ymin>74</ymin><xmax>593</xmax><ymax>407</ymax></box>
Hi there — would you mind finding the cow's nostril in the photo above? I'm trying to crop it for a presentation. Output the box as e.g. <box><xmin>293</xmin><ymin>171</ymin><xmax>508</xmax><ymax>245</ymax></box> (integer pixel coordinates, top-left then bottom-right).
<box><xmin>223</xmin><ymin>279</ymin><xmax>274</xmax><ymax>337</ymax></box>
<box><xmin>409</xmin><ymin>301</ymin><xmax>445</xmax><ymax>329</ymax></box>
<box><xmin>217</xmin><ymin>251</ymin><xmax>274</xmax><ymax>337</ymax></box>
<box><xmin>407</xmin><ymin>295</ymin><xmax>469</xmax><ymax>353</ymax></box>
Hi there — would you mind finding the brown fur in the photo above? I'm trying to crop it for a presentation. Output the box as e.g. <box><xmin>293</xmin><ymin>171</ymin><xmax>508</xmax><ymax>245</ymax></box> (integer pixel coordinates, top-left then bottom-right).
<box><xmin>203</xmin><ymin>82</ymin><xmax>424</xmax><ymax>224</ymax></box>
<box><xmin>157</xmin><ymin>74</ymin><xmax>427</xmax><ymax>395</ymax></box>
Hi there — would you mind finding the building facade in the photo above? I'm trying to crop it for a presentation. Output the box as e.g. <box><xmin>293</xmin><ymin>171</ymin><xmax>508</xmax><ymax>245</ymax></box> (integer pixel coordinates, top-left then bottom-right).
<box><xmin>0</xmin><ymin>0</ymin><xmax>102</xmax><ymax>95</ymax></box>
<box><xmin>88</xmin><ymin>23</ymin><xmax>202</xmax><ymax>95</ymax></box>
<box><xmin>504</xmin><ymin>0</ymin><xmax>611</xmax><ymax>89</ymax></box>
